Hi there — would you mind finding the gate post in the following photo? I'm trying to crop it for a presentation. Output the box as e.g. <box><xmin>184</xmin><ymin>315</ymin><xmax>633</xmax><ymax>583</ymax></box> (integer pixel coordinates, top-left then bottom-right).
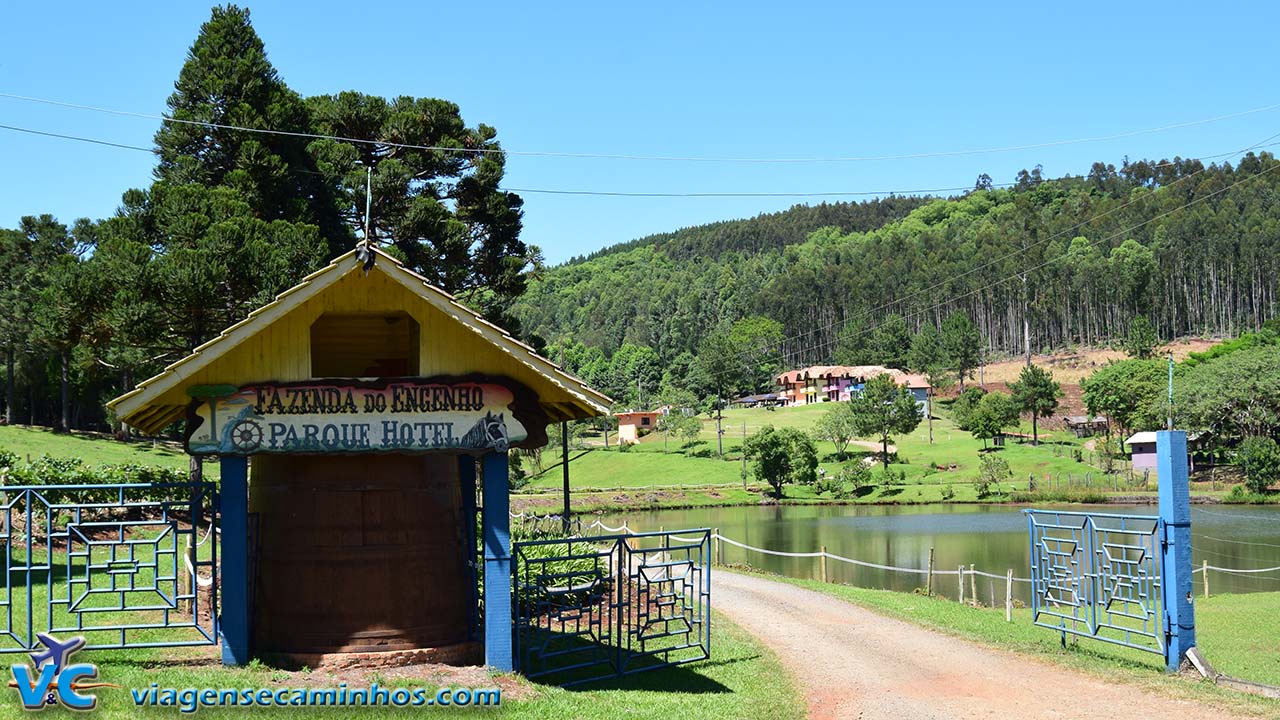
<box><xmin>1157</xmin><ymin>430</ymin><xmax>1195</xmax><ymax>672</ymax></box>
<box><xmin>219</xmin><ymin>455</ymin><xmax>250</xmax><ymax>666</ymax></box>
<box><xmin>459</xmin><ymin>456</ymin><xmax>479</xmax><ymax>641</ymax></box>
<box><xmin>481</xmin><ymin>452</ymin><xmax>513</xmax><ymax>672</ymax></box>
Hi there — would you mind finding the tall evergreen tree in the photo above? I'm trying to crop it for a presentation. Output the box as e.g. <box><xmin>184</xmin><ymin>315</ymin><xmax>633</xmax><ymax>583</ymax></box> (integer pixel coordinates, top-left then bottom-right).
<box><xmin>305</xmin><ymin>91</ymin><xmax>537</xmax><ymax>327</ymax></box>
<box><xmin>153</xmin><ymin>4</ymin><xmax>336</xmax><ymax>231</ymax></box>
<box><xmin>1009</xmin><ymin>364</ymin><xmax>1061</xmax><ymax>445</ymax></box>
<box><xmin>942</xmin><ymin>311</ymin><xmax>981</xmax><ymax>390</ymax></box>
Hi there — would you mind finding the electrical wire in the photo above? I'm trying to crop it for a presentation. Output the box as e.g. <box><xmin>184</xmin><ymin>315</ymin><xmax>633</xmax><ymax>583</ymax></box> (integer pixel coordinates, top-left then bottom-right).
<box><xmin>3</xmin><ymin>90</ymin><xmax>1279</xmax><ymax>163</ymax></box>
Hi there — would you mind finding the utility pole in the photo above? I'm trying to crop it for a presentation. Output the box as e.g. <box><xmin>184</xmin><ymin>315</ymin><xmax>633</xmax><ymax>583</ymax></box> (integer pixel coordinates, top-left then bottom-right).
<box><xmin>716</xmin><ymin>396</ymin><xmax>724</xmax><ymax>458</ymax></box>
<box><xmin>1167</xmin><ymin>352</ymin><xmax>1175</xmax><ymax>431</ymax></box>
<box><xmin>742</xmin><ymin>421</ymin><xmax>748</xmax><ymax>488</ymax></box>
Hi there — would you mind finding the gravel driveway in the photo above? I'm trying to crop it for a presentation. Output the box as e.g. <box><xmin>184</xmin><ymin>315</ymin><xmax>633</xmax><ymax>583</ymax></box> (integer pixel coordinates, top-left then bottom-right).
<box><xmin>714</xmin><ymin>571</ymin><xmax>1251</xmax><ymax>719</ymax></box>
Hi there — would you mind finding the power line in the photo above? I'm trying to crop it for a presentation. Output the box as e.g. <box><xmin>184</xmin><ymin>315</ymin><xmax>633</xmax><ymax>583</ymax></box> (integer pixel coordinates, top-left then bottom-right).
<box><xmin>501</xmin><ymin>184</ymin><xmax>1012</xmax><ymax>198</ymax></box>
<box><xmin>0</xmin><ymin>121</ymin><xmax>1013</xmax><ymax>199</ymax></box>
<box><xmin>0</xmin><ymin>123</ymin><xmax>155</xmax><ymax>153</ymax></box>
<box><xmin>4</xmin><ymin>90</ymin><xmax>1280</xmax><ymax>163</ymax></box>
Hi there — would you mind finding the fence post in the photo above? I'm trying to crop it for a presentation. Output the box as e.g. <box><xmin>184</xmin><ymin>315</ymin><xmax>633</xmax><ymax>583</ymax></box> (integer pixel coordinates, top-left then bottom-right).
<box><xmin>926</xmin><ymin>547</ymin><xmax>935</xmax><ymax>596</ymax></box>
<box><xmin>182</xmin><ymin>537</ymin><xmax>194</xmax><ymax>614</ymax></box>
<box><xmin>958</xmin><ymin>565</ymin><xmax>965</xmax><ymax>604</ymax></box>
<box><xmin>969</xmin><ymin>563</ymin><xmax>977</xmax><ymax>605</ymax></box>
<box><xmin>713</xmin><ymin>527</ymin><xmax>721</xmax><ymax>566</ymax></box>
<box><xmin>820</xmin><ymin>546</ymin><xmax>828</xmax><ymax>583</ymax></box>
<box><xmin>1203</xmin><ymin>560</ymin><xmax>1209</xmax><ymax>599</ymax></box>
<box><xmin>1157</xmin><ymin>430</ymin><xmax>1195</xmax><ymax>673</ymax></box>
<box><xmin>1005</xmin><ymin>569</ymin><xmax>1013</xmax><ymax>622</ymax></box>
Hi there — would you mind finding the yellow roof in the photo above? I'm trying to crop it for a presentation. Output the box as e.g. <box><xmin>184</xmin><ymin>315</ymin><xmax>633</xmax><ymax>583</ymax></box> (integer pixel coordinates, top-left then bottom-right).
<box><xmin>108</xmin><ymin>248</ymin><xmax>611</xmax><ymax>434</ymax></box>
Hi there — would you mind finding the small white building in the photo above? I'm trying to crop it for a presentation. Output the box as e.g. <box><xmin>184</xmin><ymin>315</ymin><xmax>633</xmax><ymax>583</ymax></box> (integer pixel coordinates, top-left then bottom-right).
<box><xmin>1125</xmin><ymin>431</ymin><xmax>1194</xmax><ymax>474</ymax></box>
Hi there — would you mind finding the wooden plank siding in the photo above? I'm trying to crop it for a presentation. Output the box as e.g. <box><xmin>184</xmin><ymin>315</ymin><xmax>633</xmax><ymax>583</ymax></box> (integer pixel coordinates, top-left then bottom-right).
<box><xmin>110</xmin><ymin>250</ymin><xmax>610</xmax><ymax>433</ymax></box>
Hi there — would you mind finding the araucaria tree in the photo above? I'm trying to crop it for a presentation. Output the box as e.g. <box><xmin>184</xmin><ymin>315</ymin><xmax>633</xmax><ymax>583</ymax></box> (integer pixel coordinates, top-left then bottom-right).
<box><xmin>848</xmin><ymin>373</ymin><xmax>923</xmax><ymax>468</ymax></box>
<box><xmin>743</xmin><ymin>425</ymin><xmax>818</xmax><ymax>498</ymax></box>
<box><xmin>1009</xmin><ymin>364</ymin><xmax>1060</xmax><ymax>445</ymax></box>
<box><xmin>942</xmin><ymin>311</ymin><xmax>981</xmax><ymax>390</ymax></box>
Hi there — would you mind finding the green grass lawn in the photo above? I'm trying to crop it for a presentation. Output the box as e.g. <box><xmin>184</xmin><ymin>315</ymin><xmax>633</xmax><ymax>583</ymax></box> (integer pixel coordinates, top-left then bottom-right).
<box><xmin>0</xmin><ymin>611</ymin><xmax>800</xmax><ymax>720</ymax></box>
<box><xmin>529</xmin><ymin>404</ymin><xmax>1115</xmax><ymax>503</ymax></box>
<box><xmin>0</xmin><ymin>425</ymin><xmax>217</xmax><ymax>479</ymax></box>
<box><xmin>745</xmin><ymin>569</ymin><xmax>1280</xmax><ymax>715</ymax></box>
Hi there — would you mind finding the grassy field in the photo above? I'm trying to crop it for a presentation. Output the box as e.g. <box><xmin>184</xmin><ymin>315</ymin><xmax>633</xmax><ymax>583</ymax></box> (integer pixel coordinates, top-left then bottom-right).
<box><xmin>524</xmin><ymin>402</ymin><xmax>1121</xmax><ymax>500</ymax></box>
<box><xmin>0</xmin><ymin>425</ymin><xmax>216</xmax><ymax>478</ymax></box>
<box><xmin>746</xmin><ymin>569</ymin><xmax>1280</xmax><ymax>715</ymax></box>
<box><xmin>0</xmin><ymin>611</ymin><xmax>800</xmax><ymax>719</ymax></box>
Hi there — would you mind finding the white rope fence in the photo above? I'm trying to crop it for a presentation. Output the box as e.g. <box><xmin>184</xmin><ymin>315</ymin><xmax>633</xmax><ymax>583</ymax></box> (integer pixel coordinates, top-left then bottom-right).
<box><xmin>714</xmin><ymin>532</ymin><xmax>1032</xmax><ymax>583</ymax></box>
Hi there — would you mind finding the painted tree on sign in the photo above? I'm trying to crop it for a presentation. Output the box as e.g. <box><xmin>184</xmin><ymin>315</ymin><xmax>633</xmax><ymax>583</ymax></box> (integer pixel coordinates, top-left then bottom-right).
<box><xmin>848</xmin><ymin>374</ymin><xmax>923</xmax><ymax>469</ymax></box>
<box><xmin>1009</xmin><ymin>364</ymin><xmax>1061</xmax><ymax>445</ymax></box>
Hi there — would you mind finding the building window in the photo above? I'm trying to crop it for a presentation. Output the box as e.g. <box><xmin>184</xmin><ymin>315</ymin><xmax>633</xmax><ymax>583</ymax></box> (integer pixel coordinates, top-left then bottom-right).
<box><xmin>641</xmin><ymin>417</ymin><xmax>651</xmax><ymax>426</ymax></box>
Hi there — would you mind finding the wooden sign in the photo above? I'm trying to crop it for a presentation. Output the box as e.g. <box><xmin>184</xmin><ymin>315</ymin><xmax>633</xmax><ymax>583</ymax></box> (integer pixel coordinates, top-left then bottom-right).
<box><xmin>185</xmin><ymin>376</ymin><xmax>547</xmax><ymax>455</ymax></box>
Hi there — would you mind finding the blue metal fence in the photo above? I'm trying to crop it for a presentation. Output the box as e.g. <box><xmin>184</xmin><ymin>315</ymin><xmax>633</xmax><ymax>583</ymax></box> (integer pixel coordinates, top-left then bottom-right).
<box><xmin>512</xmin><ymin>528</ymin><xmax>711</xmax><ymax>686</ymax></box>
<box><xmin>1025</xmin><ymin>509</ymin><xmax>1163</xmax><ymax>656</ymax></box>
<box><xmin>0</xmin><ymin>482</ymin><xmax>219</xmax><ymax>652</ymax></box>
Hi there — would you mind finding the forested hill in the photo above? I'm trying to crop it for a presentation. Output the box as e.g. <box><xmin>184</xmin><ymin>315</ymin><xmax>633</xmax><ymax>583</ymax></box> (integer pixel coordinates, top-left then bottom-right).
<box><xmin>513</xmin><ymin>153</ymin><xmax>1280</xmax><ymax>369</ymax></box>
<box><xmin>565</xmin><ymin>196</ymin><xmax>932</xmax><ymax>264</ymax></box>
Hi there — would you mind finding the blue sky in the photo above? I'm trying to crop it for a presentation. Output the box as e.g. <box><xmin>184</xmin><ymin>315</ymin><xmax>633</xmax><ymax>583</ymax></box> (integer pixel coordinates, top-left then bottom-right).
<box><xmin>1</xmin><ymin>2</ymin><xmax>1277</xmax><ymax>263</ymax></box>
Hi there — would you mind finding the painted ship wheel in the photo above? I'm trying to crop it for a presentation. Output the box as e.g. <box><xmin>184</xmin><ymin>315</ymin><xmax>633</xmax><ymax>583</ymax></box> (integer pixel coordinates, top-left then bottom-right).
<box><xmin>229</xmin><ymin>419</ymin><xmax>264</xmax><ymax>452</ymax></box>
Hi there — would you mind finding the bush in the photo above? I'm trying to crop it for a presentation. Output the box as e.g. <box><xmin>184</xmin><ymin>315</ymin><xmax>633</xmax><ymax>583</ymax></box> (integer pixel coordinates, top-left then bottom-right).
<box><xmin>940</xmin><ymin>485</ymin><xmax>956</xmax><ymax>500</ymax></box>
<box><xmin>1238</xmin><ymin>436</ymin><xmax>1280</xmax><ymax>494</ymax></box>
<box><xmin>837</xmin><ymin>462</ymin><xmax>872</xmax><ymax>492</ymax></box>
<box><xmin>975</xmin><ymin>455</ymin><xmax>1012</xmax><ymax>498</ymax></box>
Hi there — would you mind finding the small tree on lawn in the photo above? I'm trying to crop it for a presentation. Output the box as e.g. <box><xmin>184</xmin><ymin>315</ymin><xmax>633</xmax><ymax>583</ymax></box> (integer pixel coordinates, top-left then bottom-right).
<box><xmin>658</xmin><ymin>412</ymin><xmax>702</xmax><ymax>453</ymax></box>
<box><xmin>849</xmin><ymin>373</ymin><xmax>924</xmax><ymax>469</ymax></box>
<box><xmin>814</xmin><ymin>402</ymin><xmax>858</xmax><ymax>459</ymax></box>
<box><xmin>1009</xmin><ymin>364</ymin><xmax>1061</xmax><ymax>445</ymax></box>
<box><xmin>976</xmin><ymin>454</ymin><xmax>1013</xmax><ymax>498</ymax></box>
<box><xmin>951</xmin><ymin>386</ymin><xmax>987</xmax><ymax>430</ymax></box>
<box><xmin>743</xmin><ymin>425</ymin><xmax>818</xmax><ymax>498</ymax></box>
<box><xmin>968</xmin><ymin>391</ymin><xmax>1020</xmax><ymax>450</ymax></box>
<box><xmin>1238</xmin><ymin>436</ymin><xmax>1280</xmax><ymax>494</ymax></box>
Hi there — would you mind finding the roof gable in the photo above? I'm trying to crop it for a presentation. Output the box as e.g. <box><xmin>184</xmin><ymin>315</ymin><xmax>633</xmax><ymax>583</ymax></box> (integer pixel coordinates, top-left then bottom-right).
<box><xmin>109</xmin><ymin>249</ymin><xmax>610</xmax><ymax>434</ymax></box>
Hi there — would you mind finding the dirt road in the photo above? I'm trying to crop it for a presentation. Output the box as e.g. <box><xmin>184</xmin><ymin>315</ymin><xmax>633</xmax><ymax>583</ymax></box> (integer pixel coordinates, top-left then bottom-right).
<box><xmin>714</xmin><ymin>571</ymin><xmax>1250</xmax><ymax>720</ymax></box>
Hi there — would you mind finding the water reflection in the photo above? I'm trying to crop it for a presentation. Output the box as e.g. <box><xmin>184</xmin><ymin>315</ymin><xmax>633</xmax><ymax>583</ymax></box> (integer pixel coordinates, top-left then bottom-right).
<box><xmin>606</xmin><ymin>504</ymin><xmax>1280</xmax><ymax>603</ymax></box>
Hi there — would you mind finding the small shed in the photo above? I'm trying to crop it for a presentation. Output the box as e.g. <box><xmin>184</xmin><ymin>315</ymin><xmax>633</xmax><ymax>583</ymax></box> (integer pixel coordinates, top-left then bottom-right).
<box><xmin>107</xmin><ymin>247</ymin><xmax>610</xmax><ymax>671</ymax></box>
<box><xmin>1126</xmin><ymin>431</ymin><xmax>1194</xmax><ymax>474</ymax></box>
<box><xmin>1064</xmin><ymin>415</ymin><xmax>1109</xmax><ymax>438</ymax></box>
<box><xmin>616</xmin><ymin>410</ymin><xmax>661</xmax><ymax>444</ymax></box>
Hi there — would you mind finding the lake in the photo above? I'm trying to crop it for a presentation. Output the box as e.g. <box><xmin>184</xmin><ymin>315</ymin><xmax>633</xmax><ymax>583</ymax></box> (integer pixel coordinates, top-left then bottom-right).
<box><xmin>605</xmin><ymin>503</ymin><xmax>1280</xmax><ymax>604</ymax></box>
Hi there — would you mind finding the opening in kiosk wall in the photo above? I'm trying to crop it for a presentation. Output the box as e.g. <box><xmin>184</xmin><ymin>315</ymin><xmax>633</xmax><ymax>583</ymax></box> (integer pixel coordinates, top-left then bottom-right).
<box><xmin>310</xmin><ymin>312</ymin><xmax>420</xmax><ymax>377</ymax></box>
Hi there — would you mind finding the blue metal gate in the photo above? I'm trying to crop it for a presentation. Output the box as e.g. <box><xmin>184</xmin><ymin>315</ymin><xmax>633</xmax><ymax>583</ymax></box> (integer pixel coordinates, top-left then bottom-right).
<box><xmin>512</xmin><ymin>528</ymin><xmax>711</xmax><ymax>686</ymax></box>
<box><xmin>0</xmin><ymin>482</ymin><xmax>219</xmax><ymax>652</ymax></box>
<box><xmin>1025</xmin><ymin>509</ymin><xmax>1163</xmax><ymax>655</ymax></box>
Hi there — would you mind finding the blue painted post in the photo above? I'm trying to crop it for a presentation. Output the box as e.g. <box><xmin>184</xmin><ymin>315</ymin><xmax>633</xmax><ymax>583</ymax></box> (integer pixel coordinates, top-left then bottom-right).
<box><xmin>219</xmin><ymin>455</ymin><xmax>250</xmax><ymax>666</ymax></box>
<box><xmin>1157</xmin><ymin>430</ymin><xmax>1195</xmax><ymax>672</ymax></box>
<box><xmin>458</xmin><ymin>455</ymin><xmax>479</xmax><ymax>641</ymax></box>
<box><xmin>481</xmin><ymin>452</ymin><xmax>513</xmax><ymax>671</ymax></box>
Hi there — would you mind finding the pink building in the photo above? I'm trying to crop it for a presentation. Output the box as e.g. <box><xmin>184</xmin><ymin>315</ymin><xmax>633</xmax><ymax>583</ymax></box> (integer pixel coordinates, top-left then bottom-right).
<box><xmin>775</xmin><ymin>365</ymin><xmax>930</xmax><ymax>411</ymax></box>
